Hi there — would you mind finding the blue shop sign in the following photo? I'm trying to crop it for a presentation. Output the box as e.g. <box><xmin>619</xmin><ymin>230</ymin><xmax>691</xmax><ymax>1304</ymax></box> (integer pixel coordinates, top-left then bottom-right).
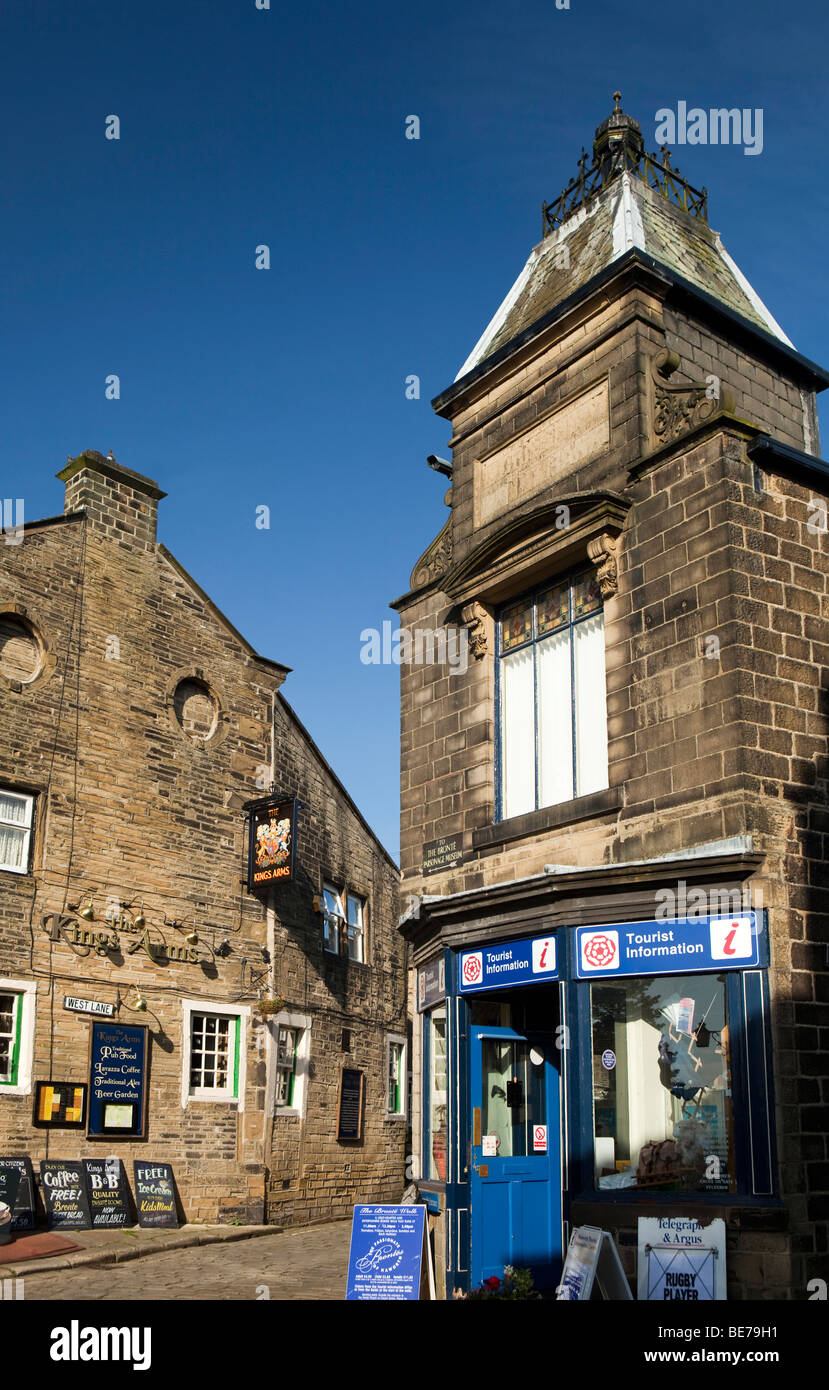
<box><xmin>575</xmin><ymin>912</ymin><xmax>763</xmax><ymax>980</ymax></box>
<box><xmin>459</xmin><ymin>933</ymin><xmax>558</xmax><ymax>994</ymax></box>
<box><xmin>346</xmin><ymin>1204</ymin><xmax>426</xmax><ymax>1300</ymax></box>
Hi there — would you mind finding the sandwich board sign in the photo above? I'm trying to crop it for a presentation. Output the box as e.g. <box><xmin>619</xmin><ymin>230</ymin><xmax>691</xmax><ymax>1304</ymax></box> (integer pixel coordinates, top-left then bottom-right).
<box><xmin>556</xmin><ymin>1225</ymin><xmax>632</xmax><ymax>1300</ymax></box>
<box><xmin>638</xmin><ymin>1216</ymin><xmax>726</xmax><ymax>1301</ymax></box>
<box><xmin>346</xmin><ymin>1204</ymin><xmax>432</xmax><ymax>1300</ymax></box>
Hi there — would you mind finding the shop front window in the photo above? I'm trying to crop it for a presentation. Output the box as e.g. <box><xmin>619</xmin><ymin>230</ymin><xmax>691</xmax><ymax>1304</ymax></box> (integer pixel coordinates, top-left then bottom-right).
<box><xmin>591</xmin><ymin>972</ymin><xmax>734</xmax><ymax>1193</ymax></box>
<box><xmin>425</xmin><ymin>1005</ymin><xmax>448</xmax><ymax>1180</ymax></box>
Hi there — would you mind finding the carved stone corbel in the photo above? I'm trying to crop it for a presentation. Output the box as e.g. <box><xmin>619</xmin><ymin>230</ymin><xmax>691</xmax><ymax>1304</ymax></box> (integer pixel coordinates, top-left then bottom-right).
<box><xmin>586</xmin><ymin>532</ymin><xmax>618</xmax><ymax>598</ymax></box>
<box><xmin>650</xmin><ymin>347</ymin><xmax>735</xmax><ymax>445</ymax></box>
<box><xmin>460</xmin><ymin>601</ymin><xmax>490</xmax><ymax>660</ymax></box>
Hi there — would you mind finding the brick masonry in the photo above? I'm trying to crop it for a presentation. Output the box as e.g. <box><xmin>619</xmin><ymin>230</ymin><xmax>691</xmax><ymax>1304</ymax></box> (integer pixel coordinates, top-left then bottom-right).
<box><xmin>0</xmin><ymin>451</ymin><xmax>406</xmax><ymax>1227</ymax></box>
<box><xmin>396</xmin><ymin>229</ymin><xmax>829</xmax><ymax>1297</ymax></box>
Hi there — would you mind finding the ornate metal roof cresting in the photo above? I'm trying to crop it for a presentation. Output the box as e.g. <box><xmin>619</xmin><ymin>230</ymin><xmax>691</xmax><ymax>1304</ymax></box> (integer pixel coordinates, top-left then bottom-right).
<box><xmin>542</xmin><ymin>92</ymin><xmax>708</xmax><ymax>237</ymax></box>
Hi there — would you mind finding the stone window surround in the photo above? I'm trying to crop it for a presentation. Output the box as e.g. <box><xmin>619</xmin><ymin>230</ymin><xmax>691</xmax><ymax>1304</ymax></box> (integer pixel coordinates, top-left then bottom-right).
<box><xmin>443</xmin><ymin>496</ymin><xmax>628</xmax><ymax>660</ymax></box>
<box><xmin>0</xmin><ymin>977</ymin><xmax>37</xmax><ymax>1096</ymax></box>
<box><xmin>321</xmin><ymin>879</ymin><xmax>371</xmax><ymax>965</ymax></box>
<box><xmin>165</xmin><ymin>666</ymin><xmax>231</xmax><ymax>749</ymax></box>
<box><xmin>268</xmin><ymin>1009</ymin><xmax>312</xmax><ymax>1120</ymax></box>
<box><xmin>180</xmin><ymin>997</ymin><xmax>249</xmax><ymax>1111</ymax></box>
<box><xmin>0</xmin><ymin>603</ymin><xmax>56</xmax><ymax>695</ymax></box>
<box><xmin>385</xmin><ymin>1032</ymin><xmax>408</xmax><ymax>1120</ymax></box>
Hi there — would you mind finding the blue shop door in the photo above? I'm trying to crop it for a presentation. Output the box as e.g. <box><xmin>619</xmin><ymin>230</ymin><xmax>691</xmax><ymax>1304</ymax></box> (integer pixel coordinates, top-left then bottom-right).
<box><xmin>469</xmin><ymin>1026</ymin><xmax>562</xmax><ymax>1290</ymax></box>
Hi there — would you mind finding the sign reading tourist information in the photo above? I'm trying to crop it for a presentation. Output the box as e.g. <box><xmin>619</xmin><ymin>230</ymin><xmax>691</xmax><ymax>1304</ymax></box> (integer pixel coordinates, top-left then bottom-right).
<box><xmin>422</xmin><ymin>833</ymin><xmax>465</xmax><ymax>876</ymax></box>
<box><xmin>575</xmin><ymin>913</ymin><xmax>763</xmax><ymax>980</ymax></box>
<box><xmin>417</xmin><ymin>957</ymin><xmax>445</xmax><ymax>1012</ymax></box>
<box><xmin>459</xmin><ymin>934</ymin><xmax>558</xmax><ymax>994</ymax></box>
<box><xmin>40</xmin><ymin>1160</ymin><xmax>93</xmax><ymax>1230</ymax></box>
<box><xmin>0</xmin><ymin>1158</ymin><xmax>36</xmax><ymax>1231</ymax></box>
<box><xmin>337</xmin><ymin>1068</ymin><xmax>365</xmax><ymax>1141</ymax></box>
<box><xmin>638</xmin><ymin>1217</ymin><xmax>726</xmax><ymax>1301</ymax></box>
<box><xmin>83</xmin><ymin>1158</ymin><xmax>132</xmax><ymax>1228</ymax></box>
<box><xmin>88</xmin><ymin>1022</ymin><xmax>148</xmax><ymax>1138</ymax></box>
<box><xmin>247</xmin><ymin>796</ymin><xmax>297</xmax><ymax>891</ymax></box>
<box><xmin>133</xmin><ymin>1162</ymin><xmax>179</xmax><ymax>1228</ymax></box>
<box><xmin>346</xmin><ymin>1205</ymin><xmax>427</xmax><ymax>1300</ymax></box>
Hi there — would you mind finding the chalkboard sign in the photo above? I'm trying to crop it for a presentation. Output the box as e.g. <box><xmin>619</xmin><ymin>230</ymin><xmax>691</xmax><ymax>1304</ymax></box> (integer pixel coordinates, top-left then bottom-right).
<box><xmin>337</xmin><ymin>1068</ymin><xmax>364</xmax><ymax>1141</ymax></box>
<box><xmin>40</xmin><ymin>1160</ymin><xmax>93</xmax><ymax>1230</ymax></box>
<box><xmin>133</xmin><ymin>1162</ymin><xmax>179</xmax><ymax>1228</ymax></box>
<box><xmin>0</xmin><ymin>1157</ymin><xmax>36</xmax><ymax>1231</ymax></box>
<box><xmin>88</xmin><ymin>1021</ymin><xmax>148</xmax><ymax>1139</ymax></box>
<box><xmin>83</xmin><ymin>1157</ymin><xmax>133</xmax><ymax>1228</ymax></box>
<box><xmin>346</xmin><ymin>1205</ymin><xmax>428</xmax><ymax>1300</ymax></box>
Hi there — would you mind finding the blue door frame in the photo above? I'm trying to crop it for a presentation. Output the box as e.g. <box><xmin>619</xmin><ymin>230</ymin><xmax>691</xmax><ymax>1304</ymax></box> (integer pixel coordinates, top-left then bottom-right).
<box><xmin>468</xmin><ymin>1023</ymin><xmax>562</xmax><ymax>1288</ymax></box>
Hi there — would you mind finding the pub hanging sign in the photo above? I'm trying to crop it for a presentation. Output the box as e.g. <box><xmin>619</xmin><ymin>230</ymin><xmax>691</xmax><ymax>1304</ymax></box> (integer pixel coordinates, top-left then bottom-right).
<box><xmin>247</xmin><ymin>796</ymin><xmax>297</xmax><ymax>892</ymax></box>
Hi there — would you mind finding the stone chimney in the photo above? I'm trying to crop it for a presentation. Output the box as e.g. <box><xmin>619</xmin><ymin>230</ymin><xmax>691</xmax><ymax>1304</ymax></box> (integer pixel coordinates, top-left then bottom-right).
<box><xmin>56</xmin><ymin>450</ymin><xmax>166</xmax><ymax>547</ymax></box>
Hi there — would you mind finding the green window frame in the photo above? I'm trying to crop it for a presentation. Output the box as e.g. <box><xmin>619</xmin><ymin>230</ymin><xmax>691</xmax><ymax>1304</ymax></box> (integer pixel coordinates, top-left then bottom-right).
<box><xmin>275</xmin><ymin>1026</ymin><xmax>299</xmax><ymax>1107</ymax></box>
<box><xmin>0</xmin><ymin>991</ymin><xmax>22</xmax><ymax>1086</ymax></box>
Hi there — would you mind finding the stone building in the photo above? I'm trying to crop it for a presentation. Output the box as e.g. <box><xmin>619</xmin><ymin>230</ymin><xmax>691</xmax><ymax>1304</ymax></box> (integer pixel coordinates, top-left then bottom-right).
<box><xmin>0</xmin><ymin>449</ymin><xmax>405</xmax><ymax>1226</ymax></box>
<box><xmin>396</xmin><ymin>97</ymin><xmax>828</xmax><ymax>1299</ymax></box>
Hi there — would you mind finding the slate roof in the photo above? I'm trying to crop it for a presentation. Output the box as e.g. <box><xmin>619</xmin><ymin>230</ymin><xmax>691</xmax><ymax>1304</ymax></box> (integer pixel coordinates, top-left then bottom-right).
<box><xmin>456</xmin><ymin>157</ymin><xmax>792</xmax><ymax>383</ymax></box>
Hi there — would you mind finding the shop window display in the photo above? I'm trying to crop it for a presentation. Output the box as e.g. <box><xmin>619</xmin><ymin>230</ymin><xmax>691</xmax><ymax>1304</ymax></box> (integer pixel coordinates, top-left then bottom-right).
<box><xmin>590</xmin><ymin>972</ymin><xmax>734</xmax><ymax>1192</ymax></box>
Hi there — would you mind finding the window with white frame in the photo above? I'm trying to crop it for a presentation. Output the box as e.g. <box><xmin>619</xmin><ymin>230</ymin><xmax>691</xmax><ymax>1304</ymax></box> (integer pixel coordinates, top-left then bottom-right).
<box><xmin>0</xmin><ymin>979</ymin><xmax>36</xmax><ymax>1095</ymax></box>
<box><xmin>0</xmin><ymin>992</ymin><xmax>22</xmax><ymax>1085</ymax></box>
<box><xmin>275</xmin><ymin>1025</ymin><xmax>299</xmax><ymax>1107</ymax></box>
<box><xmin>272</xmin><ymin>1011</ymin><xmax>311</xmax><ymax>1116</ymax></box>
<box><xmin>322</xmin><ymin>882</ymin><xmax>343</xmax><ymax>954</ymax></box>
<box><xmin>497</xmin><ymin>570</ymin><xmax>608</xmax><ymax>820</ymax></box>
<box><xmin>185</xmin><ymin>1005</ymin><xmax>244</xmax><ymax>1103</ymax></box>
<box><xmin>346</xmin><ymin>892</ymin><xmax>366</xmax><ymax>963</ymax></box>
<box><xmin>386</xmin><ymin>1034</ymin><xmax>407</xmax><ymax>1117</ymax></box>
<box><xmin>0</xmin><ymin>790</ymin><xmax>35</xmax><ymax>875</ymax></box>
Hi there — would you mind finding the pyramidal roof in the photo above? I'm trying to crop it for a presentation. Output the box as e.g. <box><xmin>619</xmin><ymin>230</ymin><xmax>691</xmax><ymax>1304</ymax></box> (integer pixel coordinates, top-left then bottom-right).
<box><xmin>456</xmin><ymin>94</ymin><xmax>793</xmax><ymax>383</ymax></box>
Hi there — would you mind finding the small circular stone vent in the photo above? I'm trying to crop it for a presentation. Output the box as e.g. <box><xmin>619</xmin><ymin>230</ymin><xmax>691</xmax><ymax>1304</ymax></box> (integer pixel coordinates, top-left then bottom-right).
<box><xmin>173</xmin><ymin>677</ymin><xmax>219</xmax><ymax>741</ymax></box>
<box><xmin>0</xmin><ymin>614</ymin><xmax>42</xmax><ymax>683</ymax></box>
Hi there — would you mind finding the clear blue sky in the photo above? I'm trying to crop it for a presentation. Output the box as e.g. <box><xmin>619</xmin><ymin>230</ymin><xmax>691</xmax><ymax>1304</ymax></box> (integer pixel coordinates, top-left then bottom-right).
<box><xmin>4</xmin><ymin>0</ymin><xmax>828</xmax><ymax>860</ymax></box>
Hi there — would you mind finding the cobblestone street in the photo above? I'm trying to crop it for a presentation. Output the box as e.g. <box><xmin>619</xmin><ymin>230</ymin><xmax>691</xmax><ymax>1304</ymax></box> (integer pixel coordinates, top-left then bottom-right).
<box><xmin>17</xmin><ymin>1220</ymin><xmax>352</xmax><ymax>1301</ymax></box>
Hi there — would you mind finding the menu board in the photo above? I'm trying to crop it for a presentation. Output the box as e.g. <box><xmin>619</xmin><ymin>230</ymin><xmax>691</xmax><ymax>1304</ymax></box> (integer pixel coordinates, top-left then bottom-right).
<box><xmin>88</xmin><ymin>1022</ymin><xmax>148</xmax><ymax>1138</ymax></box>
<box><xmin>0</xmin><ymin>1158</ymin><xmax>35</xmax><ymax>1231</ymax></box>
<box><xmin>337</xmin><ymin>1068</ymin><xmax>364</xmax><ymax>1141</ymax></box>
<box><xmin>40</xmin><ymin>1160</ymin><xmax>93</xmax><ymax>1230</ymax></box>
<box><xmin>83</xmin><ymin>1157</ymin><xmax>132</xmax><ymax>1228</ymax></box>
<box><xmin>133</xmin><ymin>1162</ymin><xmax>179</xmax><ymax>1228</ymax></box>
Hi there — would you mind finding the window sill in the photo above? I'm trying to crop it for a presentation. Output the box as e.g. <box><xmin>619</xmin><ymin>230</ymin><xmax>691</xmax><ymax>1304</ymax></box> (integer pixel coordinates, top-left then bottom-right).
<box><xmin>473</xmin><ymin>786</ymin><xmax>621</xmax><ymax>852</ymax></box>
<box><xmin>185</xmin><ymin>1093</ymin><xmax>239</xmax><ymax>1106</ymax></box>
<box><xmin>385</xmin><ymin>1112</ymin><xmax>407</xmax><ymax>1122</ymax></box>
<box><xmin>274</xmin><ymin>1106</ymin><xmax>301</xmax><ymax>1119</ymax></box>
<box><xmin>0</xmin><ymin>1083</ymin><xmax>30</xmax><ymax>1097</ymax></box>
<box><xmin>323</xmin><ymin>950</ymin><xmax>369</xmax><ymax>968</ymax></box>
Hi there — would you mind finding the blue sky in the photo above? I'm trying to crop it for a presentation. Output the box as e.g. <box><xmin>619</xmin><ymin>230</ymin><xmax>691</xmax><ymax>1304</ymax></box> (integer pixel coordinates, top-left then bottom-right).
<box><xmin>4</xmin><ymin>0</ymin><xmax>828</xmax><ymax>859</ymax></box>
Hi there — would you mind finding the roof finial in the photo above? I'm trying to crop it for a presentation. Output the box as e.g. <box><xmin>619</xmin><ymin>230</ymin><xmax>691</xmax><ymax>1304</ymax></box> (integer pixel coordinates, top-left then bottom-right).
<box><xmin>613</xmin><ymin>91</ymin><xmax>622</xmax><ymax>113</ymax></box>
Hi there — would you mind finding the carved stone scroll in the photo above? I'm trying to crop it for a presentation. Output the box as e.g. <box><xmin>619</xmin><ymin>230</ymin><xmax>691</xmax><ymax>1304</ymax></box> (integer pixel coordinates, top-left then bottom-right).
<box><xmin>586</xmin><ymin>532</ymin><xmax>619</xmax><ymax>598</ymax></box>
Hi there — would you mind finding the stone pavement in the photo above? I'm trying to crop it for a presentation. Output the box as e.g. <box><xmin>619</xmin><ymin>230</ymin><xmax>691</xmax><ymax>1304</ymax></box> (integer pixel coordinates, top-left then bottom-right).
<box><xmin>2</xmin><ymin>1219</ymin><xmax>353</xmax><ymax>1300</ymax></box>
